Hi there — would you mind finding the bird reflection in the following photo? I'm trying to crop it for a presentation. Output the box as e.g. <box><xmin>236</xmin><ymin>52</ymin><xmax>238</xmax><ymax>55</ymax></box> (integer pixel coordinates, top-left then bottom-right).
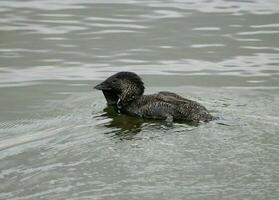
<box><xmin>95</xmin><ymin>105</ymin><xmax>201</xmax><ymax>139</ymax></box>
<box><xmin>99</xmin><ymin>106</ymin><xmax>144</xmax><ymax>139</ymax></box>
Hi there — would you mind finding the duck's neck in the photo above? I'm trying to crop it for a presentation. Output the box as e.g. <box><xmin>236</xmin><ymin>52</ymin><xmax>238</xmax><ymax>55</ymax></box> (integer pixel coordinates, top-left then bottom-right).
<box><xmin>116</xmin><ymin>94</ymin><xmax>143</xmax><ymax>111</ymax></box>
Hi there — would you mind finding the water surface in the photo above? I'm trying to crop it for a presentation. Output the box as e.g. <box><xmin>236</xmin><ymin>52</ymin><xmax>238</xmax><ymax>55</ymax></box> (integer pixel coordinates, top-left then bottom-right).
<box><xmin>0</xmin><ymin>0</ymin><xmax>279</xmax><ymax>199</ymax></box>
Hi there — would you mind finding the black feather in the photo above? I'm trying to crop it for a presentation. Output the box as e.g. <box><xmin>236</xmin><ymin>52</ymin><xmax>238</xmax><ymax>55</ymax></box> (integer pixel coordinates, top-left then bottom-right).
<box><xmin>94</xmin><ymin>72</ymin><xmax>214</xmax><ymax>124</ymax></box>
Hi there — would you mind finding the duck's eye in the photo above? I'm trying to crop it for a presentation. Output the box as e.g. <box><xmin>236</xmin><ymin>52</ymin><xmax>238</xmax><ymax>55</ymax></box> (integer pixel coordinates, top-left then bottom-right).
<box><xmin>112</xmin><ymin>79</ymin><xmax>117</xmax><ymax>83</ymax></box>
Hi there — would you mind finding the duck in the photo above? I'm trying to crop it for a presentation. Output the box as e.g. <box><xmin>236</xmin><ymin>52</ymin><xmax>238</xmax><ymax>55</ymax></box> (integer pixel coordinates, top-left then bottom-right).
<box><xmin>94</xmin><ymin>72</ymin><xmax>214</xmax><ymax>124</ymax></box>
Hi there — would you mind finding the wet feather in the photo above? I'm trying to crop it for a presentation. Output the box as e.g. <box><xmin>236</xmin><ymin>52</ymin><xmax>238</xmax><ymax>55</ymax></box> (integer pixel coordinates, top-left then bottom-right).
<box><xmin>94</xmin><ymin>72</ymin><xmax>214</xmax><ymax>124</ymax></box>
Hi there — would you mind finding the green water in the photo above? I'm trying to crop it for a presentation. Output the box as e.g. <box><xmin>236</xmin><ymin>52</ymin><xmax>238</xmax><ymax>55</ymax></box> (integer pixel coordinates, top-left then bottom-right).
<box><xmin>0</xmin><ymin>0</ymin><xmax>279</xmax><ymax>199</ymax></box>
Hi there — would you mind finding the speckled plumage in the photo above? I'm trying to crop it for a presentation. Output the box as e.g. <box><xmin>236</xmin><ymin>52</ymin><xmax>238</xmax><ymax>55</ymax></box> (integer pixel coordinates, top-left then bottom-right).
<box><xmin>95</xmin><ymin>72</ymin><xmax>213</xmax><ymax>124</ymax></box>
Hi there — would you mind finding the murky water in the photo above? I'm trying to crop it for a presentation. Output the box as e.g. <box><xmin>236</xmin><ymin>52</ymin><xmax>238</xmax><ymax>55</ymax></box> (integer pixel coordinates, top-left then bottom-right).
<box><xmin>1</xmin><ymin>0</ymin><xmax>279</xmax><ymax>199</ymax></box>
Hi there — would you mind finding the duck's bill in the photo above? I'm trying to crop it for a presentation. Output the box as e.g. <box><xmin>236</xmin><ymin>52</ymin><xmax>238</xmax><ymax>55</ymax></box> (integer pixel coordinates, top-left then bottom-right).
<box><xmin>94</xmin><ymin>82</ymin><xmax>111</xmax><ymax>90</ymax></box>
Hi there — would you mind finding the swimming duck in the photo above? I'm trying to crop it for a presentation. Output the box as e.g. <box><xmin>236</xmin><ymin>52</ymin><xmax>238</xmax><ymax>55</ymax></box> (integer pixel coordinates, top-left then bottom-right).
<box><xmin>94</xmin><ymin>72</ymin><xmax>213</xmax><ymax>124</ymax></box>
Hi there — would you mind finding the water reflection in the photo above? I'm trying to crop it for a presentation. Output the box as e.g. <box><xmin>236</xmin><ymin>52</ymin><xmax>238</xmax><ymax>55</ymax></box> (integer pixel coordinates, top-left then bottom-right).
<box><xmin>99</xmin><ymin>107</ymin><xmax>144</xmax><ymax>138</ymax></box>
<box><xmin>97</xmin><ymin>106</ymin><xmax>201</xmax><ymax>139</ymax></box>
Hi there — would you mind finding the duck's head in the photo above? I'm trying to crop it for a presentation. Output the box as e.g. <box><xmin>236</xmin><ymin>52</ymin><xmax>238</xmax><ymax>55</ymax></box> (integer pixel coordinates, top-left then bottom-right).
<box><xmin>94</xmin><ymin>72</ymin><xmax>145</xmax><ymax>106</ymax></box>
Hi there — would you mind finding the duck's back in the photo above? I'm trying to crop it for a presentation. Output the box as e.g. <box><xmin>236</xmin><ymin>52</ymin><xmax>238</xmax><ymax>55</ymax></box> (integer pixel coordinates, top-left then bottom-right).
<box><xmin>125</xmin><ymin>91</ymin><xmax>213</xmax><ymax>123</ymax></box>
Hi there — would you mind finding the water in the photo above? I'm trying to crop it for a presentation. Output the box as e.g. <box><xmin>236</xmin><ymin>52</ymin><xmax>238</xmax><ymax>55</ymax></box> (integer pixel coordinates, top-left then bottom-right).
<box><xmin>0</xmin><ymin>0</ymin><xmax>279</xmax><ymax>199</ymax></box>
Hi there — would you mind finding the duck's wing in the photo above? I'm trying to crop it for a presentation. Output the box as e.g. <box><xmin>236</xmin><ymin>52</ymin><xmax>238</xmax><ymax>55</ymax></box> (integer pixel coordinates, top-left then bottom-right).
<box><xmin>129</xmin><ymin>92</ymin><xmax>212</xmax><ymax>123</ymax></box>
<box><xmin>129</xmin><ymin>94</ymin><xmax>178</xmax><ymax>120</ymax></box>
<box><xmin>155</xmin><ymin>91</ymin><xmax>213</xmax><ymax>122</ymax></box>
<box><xmin>156</xmin><ymin>91</ymin><xmax>194</xmax><ymax>105</ymax></box>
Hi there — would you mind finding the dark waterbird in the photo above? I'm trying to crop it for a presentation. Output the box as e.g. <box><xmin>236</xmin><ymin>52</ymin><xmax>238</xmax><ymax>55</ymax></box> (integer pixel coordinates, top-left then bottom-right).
<box><xmin>94</xmin><ymin>72</ymin><xmax>214</xmax><ymax>125</ymax></box>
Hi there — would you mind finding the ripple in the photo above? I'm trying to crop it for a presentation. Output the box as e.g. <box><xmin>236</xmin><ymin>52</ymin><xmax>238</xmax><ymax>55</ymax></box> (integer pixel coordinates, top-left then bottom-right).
<box><xmin>0</xmin><ymin>48</ymin><xmax>50</xmax><ymax>53</ymax></box>
<box><xmin>250</xmin><ymin>23</ymin><xmax>279</xmax><ymax>28</ymax></box>
<box><xmin>231</xmin><ymin>37</ymin><xmax>262</xmax><ymax>42</ymax></box>
<box><xmin>85</xmin><ymin>17</ymin><xmax>136</xmax><ymax>23</ymax></box>
<box><xmin>116</xmin><ymin>59</ymin><xmax>149</xmax><ymax>64</ymax></box>
<box><xmin>147</xmin><ymin>0</ymin><xmax>279</xmax><ymax>14</ymax></box>
<box><xmin>38</xmin><ymin>13</ymin><xmax>76</xmax><ymax>17</ymax></box>
<box><xmin>0</xmin><ymin>24</ymin><xmax>87</xmax><ymax>34</ymax></box>
<box><xmin>237</xmin><ymin>30</ymin><xmax>279</xmax><ymax>35</ymax></box>
<box><xmin>0</xmin><ymin>127</ymin><xmax>67</xmax><ymax>151</ymax></box>
<box><xmin>1</xmin><ymin>53</ymin><xmax>278</xmax><ymax>86</ymax></box>
<box><xmin>0</xmin><ymin>0</ymin><xmax>86</xmax><ymax>10</ymax></box>
<box><xmin>80</xmin><ymin>30</ymin><xmax>139</xmax><ymax>35</ymax></box>
<box><xmin>191</xmin><ymin>44</ymin><xmax>225</xmax><ymax>48</ymax></box>
<box><xmin>141</xmin><ymin>9</ymin><xmax>185</xmax><ymax>19</ymax></box>
<box><xmin>193</xmin><ymin>27</ymin><xmax>221</xmax><ymax>31</ymax></box>
<box><xmin>28</xmin><ymin>19</ymin><xmax>81</xmax><ymax>24</ymax></box>
<box><xmin>241</xmin><ymin>46</ymin><xmax>279</xmax><ymax>51</ymax></box>
<box><xmin>159</xmin><ymin>46</ymin><xmax>174</xmax><ymax>49</ymax></box>
<box><xmin>42</xmin><ymin>37</ymin><xmax>68</xmax><ymax>40</ymax></box>
<box><xmin>88</xmin><ymin>23</ymin><xmax>148</xmax><ymax>29</ymax></box>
